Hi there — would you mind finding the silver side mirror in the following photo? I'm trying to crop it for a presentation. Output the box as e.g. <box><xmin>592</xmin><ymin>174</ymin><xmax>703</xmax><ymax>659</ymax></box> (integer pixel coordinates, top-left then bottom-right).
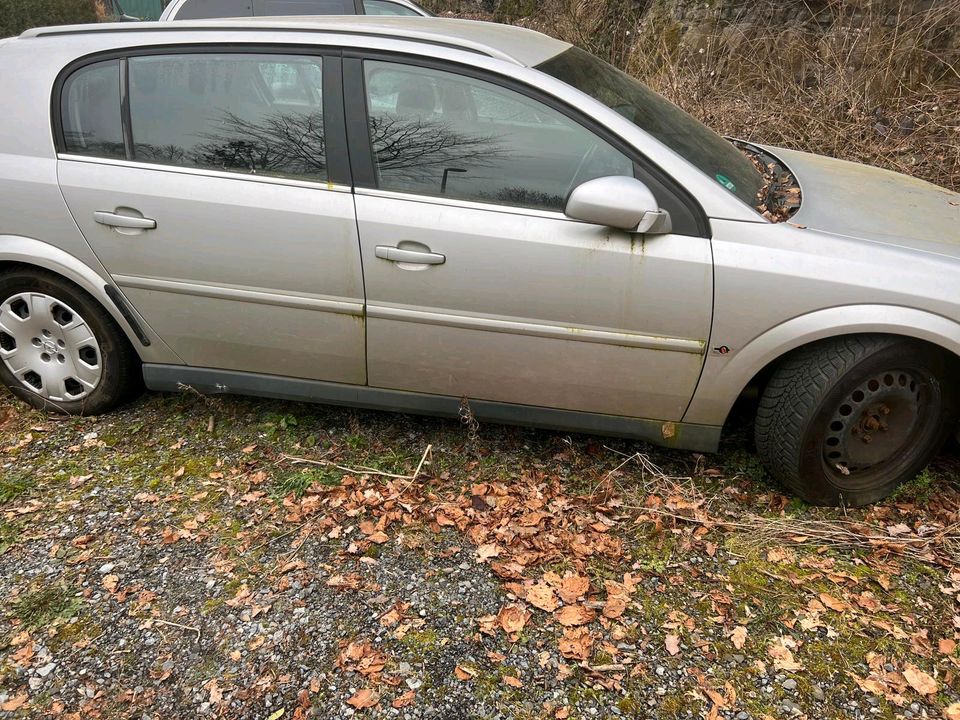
<box><xmin>565</xmin><ymin>176</ymin><xmax>672</xmax><ymax>234</ymax></box>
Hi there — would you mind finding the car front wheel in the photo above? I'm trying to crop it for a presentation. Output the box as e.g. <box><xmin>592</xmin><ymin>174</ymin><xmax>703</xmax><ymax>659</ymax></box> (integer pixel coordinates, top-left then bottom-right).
<box><xmin>0</xmin><ymin>268</ymin><xmax>141</xmax><ymax>415</ymax></box>
<box><xmin>755</xmin><ymin>335</ymin><xmax>957</xmax><ymax>506</ymax></box>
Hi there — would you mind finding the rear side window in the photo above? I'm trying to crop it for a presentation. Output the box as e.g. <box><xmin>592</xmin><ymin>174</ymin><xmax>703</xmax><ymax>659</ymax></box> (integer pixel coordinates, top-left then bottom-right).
<box><xmin>127</xmin><ymin>53</ymin><xmax>327</xmax><ymax>181</ymax></box>
<box><xmin>363</xmin><ymin>0</ymin><xmax>423</xmax><ymax>15</ymax></box>
<box><xmin>61</xmin><ymin>60</ymin><xmax>126</xmax><ymax>160</ymax></box>
<box><xmin>173</xmin><ymin>0</ymin><xmax>252</xmax><ymax>18</ymax></box>
<box><xmin>252</xmin><ymin>0</ymin><xmax>353</xmax><ymax>14</ymax></box>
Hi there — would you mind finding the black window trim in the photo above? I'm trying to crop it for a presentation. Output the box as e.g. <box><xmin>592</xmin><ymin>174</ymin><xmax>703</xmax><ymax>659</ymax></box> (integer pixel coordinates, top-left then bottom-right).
<box><xmin>52</xmin><ymin>43</ymin><xmax>352</xmax><ymax>187</ymax></box>
<box><xmin>341</xmin><ymin>50</ymin><xmax>710</xmax><ymax>238</ymax></box>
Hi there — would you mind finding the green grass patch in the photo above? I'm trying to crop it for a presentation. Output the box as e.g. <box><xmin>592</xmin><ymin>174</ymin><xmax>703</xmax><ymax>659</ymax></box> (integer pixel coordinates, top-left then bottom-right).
<box><xmin>0</xmin><ymin>522</ymin><xmax>20</xmax><ymax>555</ymax></box>
<box><xmin>0</xmin><ymin>471</ymin><xmax>32</xmax><ymax>504</ymax></box>
<box><xmin>11</xmin><ymin>584</ymin><xmax>82</xmax><ymax>629</ymax></box>
<box><xmin>890</xmin><ymin>467</ymin><xmax>939</xmax><ymax>503</ymax></box>
<box><xmin>272</xmin><ymin>468</ymin><xmax>342</xmax><ymax>499</ymax></box>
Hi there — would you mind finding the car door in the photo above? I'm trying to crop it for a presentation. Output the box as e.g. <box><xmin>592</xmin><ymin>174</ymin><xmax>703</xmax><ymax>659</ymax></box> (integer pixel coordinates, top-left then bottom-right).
<box><xmin>56</xmin><ymin>50</ymin><xmax>366</xmax><ymax>385</ymax></box>
<box><xmin>345</xmin><ymin>58</ymin><xmax>713</xmax><ymax>422</ymax></box>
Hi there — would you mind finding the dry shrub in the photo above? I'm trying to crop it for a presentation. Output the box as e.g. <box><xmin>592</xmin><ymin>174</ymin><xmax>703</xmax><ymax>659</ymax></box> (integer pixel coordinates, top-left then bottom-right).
<box><xmin>624</xmin><ymin>1</ymin><xmax>960</xmax><ymax>192</ymax></box>
<box><xmin>434</xmin><ymin>0</ymin><xmax>960</xmax><ymax>192</ymax></box>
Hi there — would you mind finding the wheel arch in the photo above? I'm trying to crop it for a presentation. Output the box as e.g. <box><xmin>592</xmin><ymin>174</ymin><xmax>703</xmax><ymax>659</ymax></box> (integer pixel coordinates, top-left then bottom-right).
<box><xmin>683</xmin><ymin>305</ymin><xmax>960</xmax><ymax>428</ymax></box>
<box><xmin>0</xmin><ymin>235</ymin><xmax>180</xmax><ymax>364</ymax></box>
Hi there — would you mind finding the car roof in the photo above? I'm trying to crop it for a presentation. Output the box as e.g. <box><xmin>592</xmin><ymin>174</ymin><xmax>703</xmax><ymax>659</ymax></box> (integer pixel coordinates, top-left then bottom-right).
<box><xmin>18</xmin><ymin>16</ymin><xmax>571</xmax><ymax>68</ymax></box>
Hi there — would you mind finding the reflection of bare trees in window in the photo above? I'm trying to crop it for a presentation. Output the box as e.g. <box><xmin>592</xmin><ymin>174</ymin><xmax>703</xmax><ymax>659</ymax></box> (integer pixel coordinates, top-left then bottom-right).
<box><xmin>133</xmin><ymin>110</ymin><xmax>327</xmax><ymax>180</ymax></box>
<box><xmin>135</xmin><ymin>144</ymin><xmax>188</xmax><ymax>165</ymax></box>
<box><xmin>369</xmin><ymin>115</ymin><xmax>506</xmax><ymax>186</ymax></box>
<box><xmin>193</xmin><ymin>111</ymin><xmax>326</xmax><ymax>177</ymax></box>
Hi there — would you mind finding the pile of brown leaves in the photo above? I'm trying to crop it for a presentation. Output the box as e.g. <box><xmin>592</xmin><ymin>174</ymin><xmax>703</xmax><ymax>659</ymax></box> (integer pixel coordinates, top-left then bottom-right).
<box><xmin>739</xmin><ymin>147</ymin><xmax>802</xmax><ymax>223</ymax></box>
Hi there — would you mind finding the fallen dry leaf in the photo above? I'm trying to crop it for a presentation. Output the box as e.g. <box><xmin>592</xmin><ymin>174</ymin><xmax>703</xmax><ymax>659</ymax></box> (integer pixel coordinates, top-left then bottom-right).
<box><xmin>730</xmin><ymin>626</ymin><xmax>748</xmax><ymax>650</ymax></box>
<box><xmin>556</xmin><ymin>574</ymin><xmax>590</xmax><ymax>604</ymax></box>
<box><xmin>555</xmin><ymin>605</ymin><xmax>596</xmax><ymax>627</ymax></box>
<box><xmin>498</xmin><ymin>604</ymin><xmax>531</xmax><ymax>635</ymax></box>
<box><xmin>476</xmin><ymin>543</ymin><xmax>501</xmax><ymax>563</ymax></box>
<box><xmin>902</xmin><ymin>664</ymin><xmax>937</xmax><ymax>695</ymax></box>
<box><xmin>454</xmin><ymin>665</ymin><xmax>476</xmax><ymax>681</ymax></box>
<box><xmin>768</xmin><ymin>639</ymin><xmax>803</xmax><ymax>671</ymax></box>
<box><xmin>602</xmin><ymin>595</ymin><xmax>628</xmax><ymax>620</ymax></box>
<box><xmin>819</xmin><ymin>593</ymin><xmax>848</xmax><ymax>613</ymax></box>
<box><xmin>766</xmin><ymin>547</ymin><xmax>793</xmax><ymax>563</ymax></box>
<box><xmin>346</xmin><ymin>689</ymin><xmax>380</xmax><ymax>710</ymax></box>
<box><xmin>945</xmin><ymin>703</ymin><xmax>960</xmax><ymax>720</ymax></box>
<box><xmin>503</xmin><ymin>675</ymin><xmax>523</xmax><ymax>688</ymax></box>
<box><xmin>665</xmin><ymin>634</ymin><xmax>681</xmax><ymax>656</ymax></box>
<box><xmin>558</xmin><ymin>627</ymin><xmax>593</xmax><ymax>661</ymax></box>
<box><xmin>1</xmin><ymin>694</ymin><xmax>27</xmax><ymax>712</ymax></box>
<box><xmin>205</xmin><ymin>678</ymin><xmax>224</xmax><ymax>704</ymax></box>
<box><xmin>392</xmin><ymin>690</ymin><xmax>415</xmax><ymax>709</ymax></box>
<box><xmin>526</xmin><ymin>583</ymin><xmax>560</xmax><ymax>613</ymax></box>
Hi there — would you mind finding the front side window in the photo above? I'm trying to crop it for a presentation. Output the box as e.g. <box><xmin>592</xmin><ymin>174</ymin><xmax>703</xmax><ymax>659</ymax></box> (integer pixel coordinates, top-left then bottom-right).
<box><xmin>363</xmin><ymin>61</ymin><xmax>633</xmax><ymax>212</ymax></box>
<box><xmin>537</xmin><ymin>47</ymin><xmax>764</xmax><ymax>208</ymax></box>
<box><xmin>363</xmin><ymin>0</ymin><xmax>425</xmax><ymax>16</ymax></box>
<box><xmin>128</xmin><ymin>53</ymin><xmax>327</xmax><ymax>181</ymax></box>
<box><xmin>174</xmin><ymin>0</ymin><xmax>252</xmax><ymax>18</ymax></box>
<box><xmin>61</xmin><ymin>60</ymin><xmax>126</xmax><ymax>160</ymax></box>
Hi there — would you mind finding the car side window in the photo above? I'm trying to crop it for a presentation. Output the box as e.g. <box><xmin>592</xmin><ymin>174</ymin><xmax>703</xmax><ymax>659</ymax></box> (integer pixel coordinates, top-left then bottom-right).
<box><xmin>252</xmin><ymin>0</ymin><xmax>353</xmax><ymax>14</ymax></box>
<box><xmin>127</xmin><ymin>53</ymin><xmax>327</xmax><ymax>181</ymax></box>
<box><xmin>174</xmin><ymin>0</ymin><xmax>252</xmax><ymax>18</ymax></box>
<box><xmin>362</xmin><ymin>61</ymin><xmax>634</xmax><ymax>212</ymax></box>
<box><xmin>363</xmin><ymin>0</ymin><xmax>422</xmax><ymax>16</ymax></box>
<box><xmin>61</xmin><ymin>60</ymin><xmax>126</xmax><ymax>160</ymax></box>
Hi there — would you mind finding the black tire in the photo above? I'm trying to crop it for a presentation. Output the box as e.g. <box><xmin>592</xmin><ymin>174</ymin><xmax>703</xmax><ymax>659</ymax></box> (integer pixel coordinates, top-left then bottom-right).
<box><xmin>0</xmin><ymin>268</ymin><xmax>142</xmax><ymax>415</ymax></box>
<box><xmin>755</xmin><ymin>335</ymin><xmax>957</xmax><ymax>506</ymax></box>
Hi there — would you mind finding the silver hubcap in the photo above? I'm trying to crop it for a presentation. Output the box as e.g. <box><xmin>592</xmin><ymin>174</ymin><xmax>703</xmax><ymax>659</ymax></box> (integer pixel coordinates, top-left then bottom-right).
<box><xmin>0</xmin><ymin>292</ymin><xmax>102</xmax><ymax>402</ymax></box>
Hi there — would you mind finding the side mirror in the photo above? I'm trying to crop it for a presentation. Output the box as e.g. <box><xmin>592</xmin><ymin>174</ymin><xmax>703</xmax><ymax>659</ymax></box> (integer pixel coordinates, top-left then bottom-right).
<box><xmin>565</xmin><ymin>176</ymin><xmax>672</xmax><ymax>234</ymax></box>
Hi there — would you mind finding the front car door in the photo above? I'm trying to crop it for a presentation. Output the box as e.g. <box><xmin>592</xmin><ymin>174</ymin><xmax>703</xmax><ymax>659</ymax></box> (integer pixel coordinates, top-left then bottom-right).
<box><xmin>345</xmin><ymin>56</ymin><xmax>713</xmax><ymax>422</ymax></box>
<box><xmin>56</xmin><ymin>49</ymin><xmax>366</xmax><ymax>385</ymax></box>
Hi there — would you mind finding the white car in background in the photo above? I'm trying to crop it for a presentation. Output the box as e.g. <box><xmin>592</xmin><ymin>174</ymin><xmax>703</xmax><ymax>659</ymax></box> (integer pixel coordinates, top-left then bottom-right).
<box><xmin>159</xmin><ymin>0</ymin><xmax>430</xmax><ymax>20</ymax></box>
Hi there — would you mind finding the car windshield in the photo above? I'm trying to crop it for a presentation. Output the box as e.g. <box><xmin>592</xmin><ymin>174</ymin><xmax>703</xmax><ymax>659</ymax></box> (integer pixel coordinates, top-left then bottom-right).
<box><xmin>536</xmin><ymin>46</ymin><xmax>764</xmax><ymax>209</ymax></box>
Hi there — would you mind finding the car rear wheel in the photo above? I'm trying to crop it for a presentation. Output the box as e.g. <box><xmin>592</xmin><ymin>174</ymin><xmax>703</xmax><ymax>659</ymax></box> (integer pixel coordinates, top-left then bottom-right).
<box><xmin>755</xmin><ymin>335</ymin><xmax>957</xmax><ymax>506</ymax></box>
<box><xmin>0</xmin><ymin>269</ymin><xmax>141</xmax><ymax>415</ymax></box>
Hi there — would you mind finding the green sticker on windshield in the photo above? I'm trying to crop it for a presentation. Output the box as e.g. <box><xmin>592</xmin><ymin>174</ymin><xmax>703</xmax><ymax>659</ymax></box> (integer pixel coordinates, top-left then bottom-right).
<box><xmin>715</xmin><ymin>174</ymin><xmax>737</xmax><ymax>192</ymax></box>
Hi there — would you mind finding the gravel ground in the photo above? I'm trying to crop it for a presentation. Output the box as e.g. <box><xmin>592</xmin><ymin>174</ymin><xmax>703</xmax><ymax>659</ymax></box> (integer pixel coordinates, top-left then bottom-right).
<box><xmin>0</xmin><ymin>387</ymin><xmax>959</xmax><ymax>719</ymax></box>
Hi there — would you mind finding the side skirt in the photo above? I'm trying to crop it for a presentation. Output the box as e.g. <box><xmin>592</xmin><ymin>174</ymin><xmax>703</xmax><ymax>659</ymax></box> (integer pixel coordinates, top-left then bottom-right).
<box><xmin>142</xmin><ymin>364</ymin><xmax>722</xmax><ymax>453</ymax></box>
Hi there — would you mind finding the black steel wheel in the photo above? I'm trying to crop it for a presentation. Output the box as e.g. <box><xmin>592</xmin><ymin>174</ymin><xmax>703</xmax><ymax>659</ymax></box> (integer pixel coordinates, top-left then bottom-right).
<box><xmin>756</xmin><ymin>335</ymin><xmax>957</xmax><ymax>506</ymax></box>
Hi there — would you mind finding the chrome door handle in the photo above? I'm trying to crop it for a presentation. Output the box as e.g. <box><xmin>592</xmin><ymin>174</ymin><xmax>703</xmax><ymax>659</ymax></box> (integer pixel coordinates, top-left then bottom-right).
<box><xmin>375</xmin><ymin>245</ymin><xmax>445</xmax><ymax>265</ymax></box>
<box><xmin>94</xmin><ymin>211</ymin><xmax>157</xmax><ymax>230</ymax></box>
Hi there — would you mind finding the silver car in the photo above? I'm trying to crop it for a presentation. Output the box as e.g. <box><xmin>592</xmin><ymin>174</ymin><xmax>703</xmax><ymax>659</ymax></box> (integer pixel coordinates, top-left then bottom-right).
<box><xmin>159</xmin><ymin>0</ymin><xmax>431</xmax><ymax>20</ymax></box>
<box><xmin>0</xmin><ymin>18</ymin><xmax>958</xmax><ymax>506</ymax></box>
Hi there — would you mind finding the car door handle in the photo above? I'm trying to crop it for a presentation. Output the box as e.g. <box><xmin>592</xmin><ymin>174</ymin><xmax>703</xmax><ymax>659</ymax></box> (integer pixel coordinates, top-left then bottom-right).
<box><xmin>375</xmin><ymin>246</ymin><xmax>445</xmax><ymax>265</ymax></box>
<box><xmin>94</xmin><ymin>211</ymin><xmax>157</xmax><ymax>230</ymax></box>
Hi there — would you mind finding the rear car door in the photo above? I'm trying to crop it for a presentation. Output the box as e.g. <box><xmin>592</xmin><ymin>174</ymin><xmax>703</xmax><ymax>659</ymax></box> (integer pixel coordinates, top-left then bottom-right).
<box><xmin>56</xmin><ymin>49</ymin><xmax>366</xmax><ymax>384</ymax></box>
<box><xmin>345</xmin><ymin>57</ymin><xmax>713</xmax><ymax>422</ymax></box>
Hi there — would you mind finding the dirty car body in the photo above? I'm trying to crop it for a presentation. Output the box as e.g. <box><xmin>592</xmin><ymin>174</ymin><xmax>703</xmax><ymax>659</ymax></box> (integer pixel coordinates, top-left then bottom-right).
<box><xmin>0</xmin><ymin>17</ymin><xmax>958</xmax><ymax>505</ymax></box>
